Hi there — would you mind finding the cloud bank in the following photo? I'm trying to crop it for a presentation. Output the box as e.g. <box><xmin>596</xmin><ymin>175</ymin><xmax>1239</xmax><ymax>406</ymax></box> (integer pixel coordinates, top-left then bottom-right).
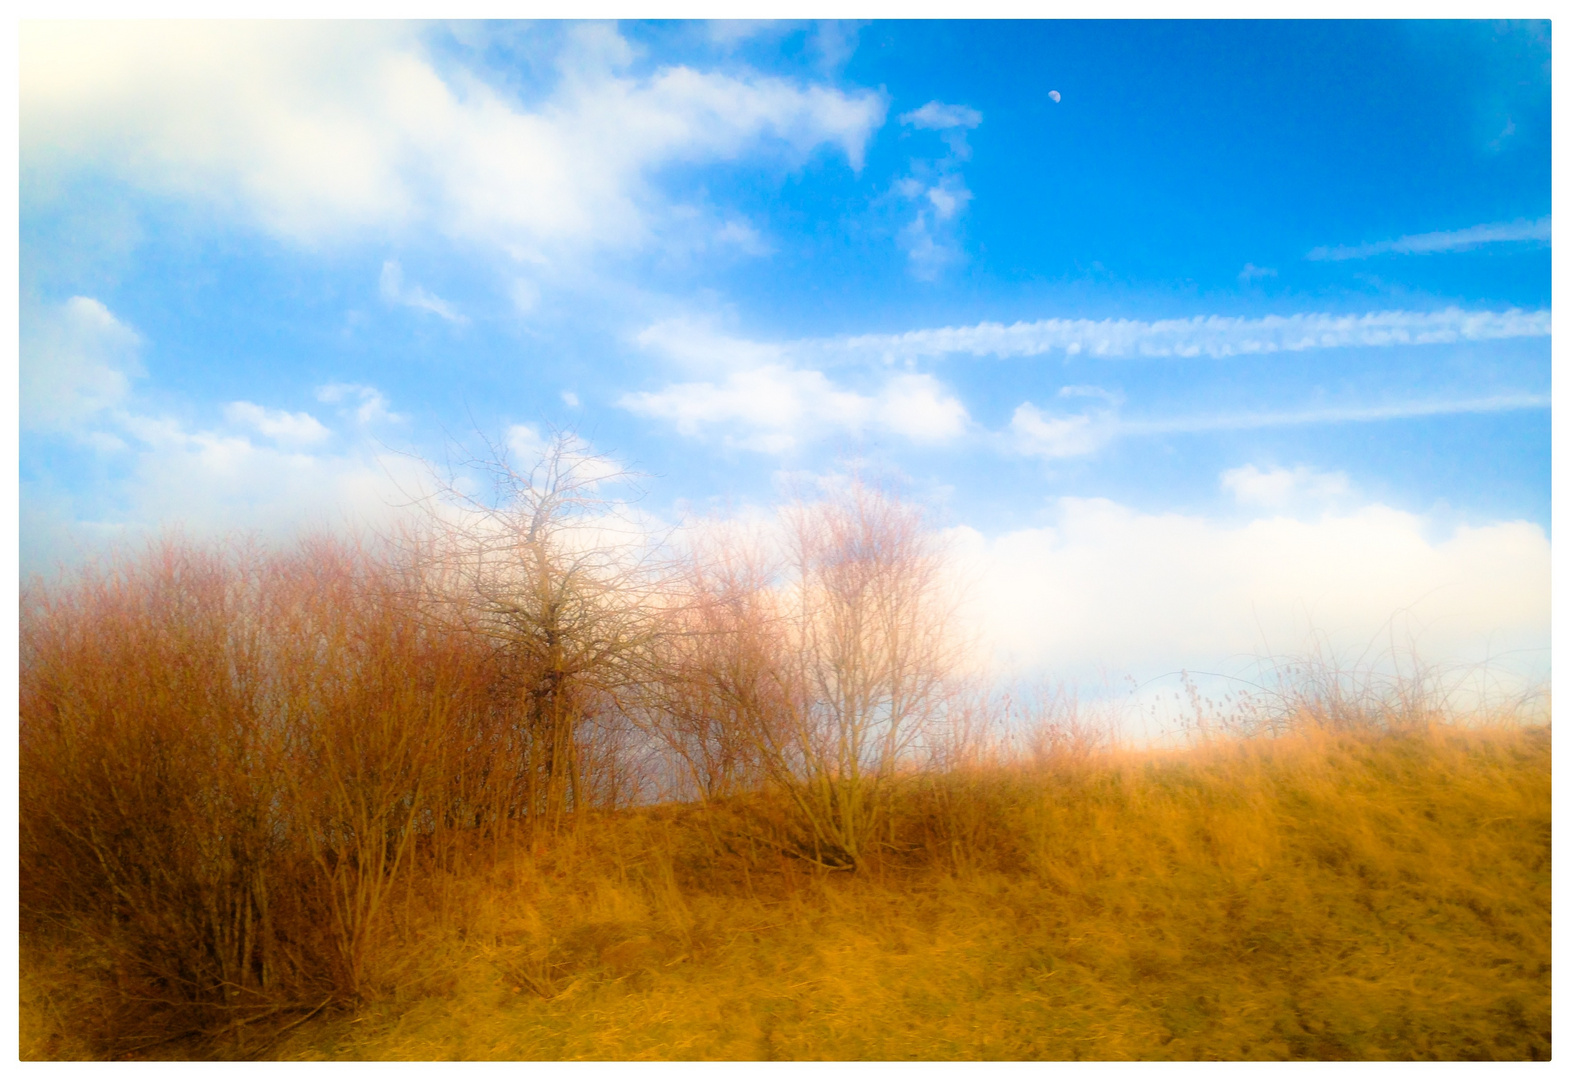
<box><xmin>954</xmin><ymin>495</ymin><xmax>1550</xmax><ymax>693</ymax></box>
<box><xmin>22</xmin><ymin>21</ymin><xmax>887</xmax><ymax>261</ymax></box>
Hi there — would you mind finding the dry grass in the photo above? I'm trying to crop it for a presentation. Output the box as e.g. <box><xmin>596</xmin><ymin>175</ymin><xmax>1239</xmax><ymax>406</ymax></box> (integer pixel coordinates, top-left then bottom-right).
<box><xmin>24</xmin><ymin>721</ymin><xmax>1541</xmax><ymax>1061</ymax></box>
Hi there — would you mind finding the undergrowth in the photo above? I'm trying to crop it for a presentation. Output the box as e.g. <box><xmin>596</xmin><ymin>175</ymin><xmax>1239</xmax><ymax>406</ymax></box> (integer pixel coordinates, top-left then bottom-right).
<box><xmin>23</xmin><ymin>722</ymin><xmax>1550</xmax><ymax>1061</ymax></box>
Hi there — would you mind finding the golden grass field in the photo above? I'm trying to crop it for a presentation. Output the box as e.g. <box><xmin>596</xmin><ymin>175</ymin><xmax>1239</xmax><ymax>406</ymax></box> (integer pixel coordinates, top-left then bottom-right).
<box><xmin>23</xmin><ymin>721</ymin><xmax>1549</xmax><ymax>1061</ymax></box>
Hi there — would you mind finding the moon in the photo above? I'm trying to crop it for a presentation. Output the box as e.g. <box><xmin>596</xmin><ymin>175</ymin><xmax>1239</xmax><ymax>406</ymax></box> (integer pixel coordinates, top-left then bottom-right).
<box><xmin>1049</xmin><ymin>90</ymin><xmax>1061</xmax><ymax>103</ymax></box>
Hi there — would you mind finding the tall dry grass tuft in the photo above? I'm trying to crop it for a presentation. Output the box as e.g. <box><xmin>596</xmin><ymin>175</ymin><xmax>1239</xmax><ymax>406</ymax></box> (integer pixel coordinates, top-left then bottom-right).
<box><xmin>1164</xmin><ymin>628</ymin><xmax>1550</xmax><ymax>743</ymax></box>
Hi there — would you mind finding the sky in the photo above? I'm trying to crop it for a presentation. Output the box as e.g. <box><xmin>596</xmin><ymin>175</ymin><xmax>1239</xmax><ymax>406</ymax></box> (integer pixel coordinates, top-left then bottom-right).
<box><xmin>18</xmin><ymin>19</ymin><xmax>1553</xmax><ymax>714</ymax></box>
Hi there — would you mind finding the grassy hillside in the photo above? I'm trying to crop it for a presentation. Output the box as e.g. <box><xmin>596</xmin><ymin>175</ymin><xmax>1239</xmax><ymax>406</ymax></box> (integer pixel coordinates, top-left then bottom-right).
<box><xmin>23</xmin><ymin>722</ymin><xmax>1549</xmax><ymax>1061</ymax></box>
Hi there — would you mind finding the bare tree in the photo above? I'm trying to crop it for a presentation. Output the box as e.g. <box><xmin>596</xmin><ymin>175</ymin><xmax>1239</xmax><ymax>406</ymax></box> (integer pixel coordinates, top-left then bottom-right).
<box><xmin>647</xmin><ymin>479</ymin><xmax>964</xmax><ymax>869</ymax></box>
<box><xmin>769</xmin><ymin>479</ymin><xmax>961</xmax><ymax>867</ymax></box>
<box><xmin>410</xmin><ymin>429</ymin><xmax>663</xmax><ymax>833</ymax></box>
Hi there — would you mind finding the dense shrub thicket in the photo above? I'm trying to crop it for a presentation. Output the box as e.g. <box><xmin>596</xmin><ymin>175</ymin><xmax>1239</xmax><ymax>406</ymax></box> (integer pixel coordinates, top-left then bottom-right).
<box><xmin>20</xmin><ymin>454</ymin><xmax>977</xmax><ymax>1051</ymax></box>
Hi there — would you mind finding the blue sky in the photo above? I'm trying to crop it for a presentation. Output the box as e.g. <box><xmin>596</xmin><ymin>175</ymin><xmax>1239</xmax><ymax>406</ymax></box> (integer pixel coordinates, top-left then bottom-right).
<box><xmin>19</xmin><ymin>19</ymin><xmax>1551</xmax><ymax>699</ymax></box>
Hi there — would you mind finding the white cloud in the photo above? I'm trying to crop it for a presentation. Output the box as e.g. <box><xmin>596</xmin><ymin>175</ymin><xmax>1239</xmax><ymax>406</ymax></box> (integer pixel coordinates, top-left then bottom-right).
<box><xmin>1238</xmin><ymin>262</ymin><xmax>1277</xmax><ymax>283</ymax></box>
<box><xmin>899</xmin><ymin>100</ymin><xmax>983</xmax><ymax>130</ymax></box>
<box><xmin>1308</xmin><ymin>216</ymin><xmax>1551</xmax><ymax>261</ymax></box>
<box><xmin>629</xmin><ymin>305</ymin><xmax>1550</xmax><ymax>461</ymax></box>
<box><xmin>561</xmin><ymin>390</ymin><xmax>581</xmax><ymax>408</ymax></box>
<box><xmin>628</xmin><ymin>318</ymin><xmax>971</xmax><ymax>449</ymax></box>
<box><xmin>21</xmin><ymin>295</ymin><xmax>144</xmax><ymax>431</ymax></box>
<box><xmin>223</xmin><ymin>401</ymin><xmax>331</xmax><ymax>445</ymax></box>
<box><xmin>1009</xmin><ymin>402</ymin><xmax>1116</xmax><ymax>459</ymax></box>
<box><xmin>619</xmin><ymin>365</ymin><xmax>866</xmax><ymax>448</ymax></box>
<box><xmin>21</xmin><ymin>22</ymin><xmax>888</xmax><ymax>258</ymax></box>
<box><xmin>875</xmin><ymin>373</ymin><xmax>971</xmax><ymax>441</ymax></box>
<box><xmin>630</xmin><ymin>309</ymin><xmax>1548</xmax><ymax>462</ymax></box>
<box><xmin>618</xmin><ymin>364</ymin><xmax>968</xmax><ymax>452</ymax></box>
<box><xmin>24</xmin><ymin>376</ymin><xmax>419</xmax><ymax>570</ymax></box>
<box><xmin>75</xmin><ymin>410</ymin><xmax>434</xmax><ymax>548</ymax></box>
<box><xmin>635</xmin><ymin>316</ymin><xmax>789</xmax><ymax>373</ymax></box>
<box><xmin>1221</xmin><ymin>464</ymin><xmax>1349</xmax><ymax>507</ymax></box>
<box><xmin>506</xmin><ymin>422</ymin><xmax>549</xmax><ymax>463</ymax></box>
<box><xmin>821</xmin><ymin>306</ymin><xmax>1551</xmax><ymax>362</ymax></box>
<box><xmin>317</xmin><ymin>383</ymin><xmax>402</xmax><ymax>425</ymax></box>
<box><xmin>953</xmin><ymin>498</ymin><xmax>1550</xmax><ymax>692</ymax></box>
<box><xmin>701</xmin><ymin>19</ymin><xmax>861</xmax><ymax>74</ymax></box>
<box><xmin>925</xmin><ymin>180</ymin><xmax>969</xmax><ymax>220</ymax></box>
<box><xmin>714</xmin><ymin>217</ymin><xmax>771</xmax><ymax>255</ymax></box>
<box><xmin>379</xmin><ymin>260</ymin><xmax>466</xmax><ymax>323</ymax></box>
<box><xmin>27</xmin><ymin>402</ymin><xmax>654</xmax><ymax>579</ymax></box>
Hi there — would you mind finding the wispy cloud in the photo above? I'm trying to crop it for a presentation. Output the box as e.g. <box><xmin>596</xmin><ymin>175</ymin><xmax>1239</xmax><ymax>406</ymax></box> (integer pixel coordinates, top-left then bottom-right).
<box><xmin>1122</xmin><ymin>394</ymin><xmax>1550</xmax><ymax>435</ymax></box>
<box><xmin>223</xmin><ymin>401</ymin><xmax>331</xmax><ymax>445</ymax></box>
<box><xmin>893</xmin><ymin>99</ymin><xmax>983</xmax><ymax>280</ymax></box>
<box><xmin>635</xmin><ymin>306</ymin><xmax>1551</xmax><ymax>371</ymax></box>
<box><xmin>379</xmin><ymin>261</ymin><xmax>465</xmax><ymax>323</ymax></box>
<box><xmin>714</xmin><ymin>218</ymin><xmax>771</xmax><ymax>255</ymax></box>
<box><xmin>1307</xmin><ymin>216</ymin><xmax>1550</xmax><ymax>261</ymax></box>
<box><xmin>820</xmin><ymin>306</ymin><xmax>1550</xmax><ymax>363</ymax></box>
<box><xmin>21</xmin><ymin>295</ymin><xmax>144</xmax><ymax>432</ymax></box>
<box><xmin>1011</xmin><ymin>392</ymin><xmax>1550</xmax><ymax>459</ymax></box>
<box><xmin>897</xmin><ymin>174</ymin><xmax>974</xmax><ymax>280</ymax></box>
<box><xmin>899</xmin><ymin>100</ymin><xmax>983</xmax><ymax>132</ymax></box>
